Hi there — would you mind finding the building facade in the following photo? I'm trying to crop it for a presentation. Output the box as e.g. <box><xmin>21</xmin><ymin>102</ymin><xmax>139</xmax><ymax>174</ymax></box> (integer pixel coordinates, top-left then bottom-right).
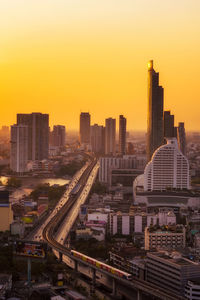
<box><xmin>99</xmin><ymin>155</ymin><xmax>145</xmax><ymax>184</ymax></box>
<box><xmin>119</xmin><ymin>115</ymin><xmax>126</xmax><ymax>155</ymax></box>
<box><xmin>177</xmin><ymin>122</ymin><xmax>186</xmax><ymax>156</ymax></box>
<box><xmin>144</xmin><ymin>138</ymin><xmax>190</xmax><ymax>191</ymax></box>
<box><xmin>10</xmin><ymin>124</ymin><xmax>28</xmax><ymax>173</ymax></box>
<box><xmin>79</xmin><ymin>112</ymin><xmax>91</xmax><ymax>144</ymax></box>
<box><xmin>146</xmin><ymin>60</ymin><xmax>164</xmax><ymax>161</ymax></box>
<box><xmin>146</xmin><ymin>251</ymin><xmax>200</xmax><ymax>295</ymax></box>
<box><xmin>185</xmin><ymin>279</ymin><xmax>200</xmax><ymax>300</ymax></box>
<box><xmin>90</xmin><ymin>124</ymin><xmax>105</xmax><ymax>154</ymax></box>
<box><xmin>52</xmin><ymin>125</ymin><xmax>66</xmax><ymax>147</ymax></box>
<box><xmin>164</xmin><ymin>111</ymin><xmax>175</xmax><ymax>138</ymax></box>
<box><xmin>144</xmin><ymin>225</ymin><xmax>186</xmax><ymax>250</ymax></box>
<box><xmin>17</xmin><ymin>113</ymin><xmax>49</xmax><ymax>161</ymax></box>
<box><xmin>105</xmin><ymin>118</ymin><xmax>116</xmax><ymax>155</ymax></box>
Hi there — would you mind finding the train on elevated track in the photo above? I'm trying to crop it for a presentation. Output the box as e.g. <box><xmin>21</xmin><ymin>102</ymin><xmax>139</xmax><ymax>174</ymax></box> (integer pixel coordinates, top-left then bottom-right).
<box><xmin>71</xmin><ymin>250</ymin><xmax>132</xmax><ymax>280</ymax></box>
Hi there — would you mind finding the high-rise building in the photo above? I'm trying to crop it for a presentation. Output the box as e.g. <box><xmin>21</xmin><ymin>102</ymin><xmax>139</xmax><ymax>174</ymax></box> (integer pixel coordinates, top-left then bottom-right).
<box><xmin>90</xmin><ymin>124</ymin><xmax>105</xmax><ymax>154</ymax></box>
<box><xmin>52</xmin><ymin>125</ymin><xmax>66</xmax><ymax>147</ymax></box>
<box><xmin>10</xmin><ymin>124</ymin><xmax>28</xmax><ymax>173</ymax></box>
<box><xmin>147</xmin><ymin>60</ymin><xmax>164</xmax><ymax>161</ymax></box>
<box><xmin>105</xmin><ymin>118</ymin><xmax>116</xmax><ymax>155</ymax></box>
<box><xmin>17</xmin><ymin>113</ymin><xmax>49</xmax><ymax>161</ymax></box>
<box><xmin>173</xmin><ymin>126</ymin><xmax>178</xmax><ymax>138</ymax></box>
<box><xmin>119</xmin><ymin>115</ymin><xmax>126</xmax><ymax>155</ymax></box>
<box><xmin>164</xmin><ymin>111</ymin><xmax>175</xmax><ymax>138</ymax></box>
<box><xmin>144</xmin><ymin>138</ymin><xmax>190</xmax><ymax>191</ymax></box>
<box><xmin>177</xmin><ymin>122</ymin><xmax>186</xmax><ymax>156</ymax></box>
<box><xmin>79</xmin><ymin>112</ymin><xmax>91</xmax><ymax>144</ymax></box>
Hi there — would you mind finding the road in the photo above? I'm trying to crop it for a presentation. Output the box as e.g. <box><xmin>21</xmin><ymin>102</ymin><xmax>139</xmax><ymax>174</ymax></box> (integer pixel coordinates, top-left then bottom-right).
<box><xmin>31</xmin><ymin>161</ymin><xmax>90</xmax><ymax>242</ymax></box>
<box><xmin>55</xmin><ymin>162</ymin><xmax>99</xmax><ymax>244</ymax></box>
<box><xmin>41</xmin><ymin>158</ymin><xmax>186</xmax><ymax>300</ymax></box>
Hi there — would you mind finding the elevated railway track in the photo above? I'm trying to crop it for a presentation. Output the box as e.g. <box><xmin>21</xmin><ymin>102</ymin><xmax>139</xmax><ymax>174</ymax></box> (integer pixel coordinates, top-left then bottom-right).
<box><xmin>42</xmin><ymin>158</ymin><xmax>186</xmax><ymax>300</ymax></box>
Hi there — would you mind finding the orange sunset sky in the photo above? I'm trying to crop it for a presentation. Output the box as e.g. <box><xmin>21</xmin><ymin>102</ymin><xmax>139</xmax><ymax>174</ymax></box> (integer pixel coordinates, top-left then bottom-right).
<box><xmin>0</xmin><ymin>0</ymin><xmax>200</xmax><ymax>131</ymax></box>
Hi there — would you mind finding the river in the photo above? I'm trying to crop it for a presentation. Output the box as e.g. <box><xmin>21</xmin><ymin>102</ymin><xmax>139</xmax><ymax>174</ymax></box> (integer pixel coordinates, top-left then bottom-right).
<box><xmin>0</xmin><ymin>176</ymin><xmax>70</xmax><ymax>202</ymax></box>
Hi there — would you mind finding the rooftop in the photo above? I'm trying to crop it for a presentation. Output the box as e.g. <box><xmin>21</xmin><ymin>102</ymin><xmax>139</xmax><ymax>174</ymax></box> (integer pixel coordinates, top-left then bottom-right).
<box><xmin>137</xmin><ymin>190</ymin><xmax>200</xmax><ymax>197</ymax></box>
<box><xmin>147</xmin><ymin>225</ymin><xmax>184</xmax><ymax>233</ymax></box>
<box><xmin>148</xmin><ymin>251</ymin><xmax>199</xmax><ymax>267</ymax></box>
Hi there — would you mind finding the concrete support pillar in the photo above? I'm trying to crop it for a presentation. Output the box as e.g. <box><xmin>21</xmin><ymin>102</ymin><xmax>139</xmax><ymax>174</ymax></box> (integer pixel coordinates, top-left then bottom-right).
<box><xmin>27</xmin><ymin>258</ymin><xmax>31</xmax><ymax>285</ymax></box>
<box><xmin>74</xmin><ymin>260</ymin><xmax>78</xmax><ymax>272</ymax></box>
<box><xmin>92</xmin><ymin>268</ymin><xmax>96</xmax><ymax>286</ymax></box>
<box><xmin>112</xmin><ymin>278</ymin><xmax>116</xmax><ymax>297</ymax></box>
<box><xmin>137</xmin><ymin>290</ymin><xmax>142</xmax><ymax>300</ymax></box>
<box><xmin>59</xmin><ymin>252</ymin><xmax>63</xmax><ymax>262</ymax></box>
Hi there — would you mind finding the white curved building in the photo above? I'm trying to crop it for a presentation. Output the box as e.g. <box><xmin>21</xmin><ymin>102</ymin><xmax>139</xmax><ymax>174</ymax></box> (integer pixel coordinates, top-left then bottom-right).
<box><xmin>144</xmin><ymin>138</ymin><xmax>190</xmax><ymax>191</ymax></box>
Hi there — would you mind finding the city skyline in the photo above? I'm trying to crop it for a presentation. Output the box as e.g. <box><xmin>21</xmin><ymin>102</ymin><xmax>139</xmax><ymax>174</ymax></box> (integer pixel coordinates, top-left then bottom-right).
<box><xmin>0</xmin><ymin>1</ymin><xmax>200</xmax><ymax>131</ymax></box>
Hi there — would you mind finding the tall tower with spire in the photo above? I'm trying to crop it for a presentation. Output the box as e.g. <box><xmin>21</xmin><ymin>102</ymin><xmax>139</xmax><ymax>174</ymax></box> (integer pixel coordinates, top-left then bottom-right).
<box><xmin>147</xmin><ymin>60</ymin><xmax>164</xmax><ymax>161</ymax></box>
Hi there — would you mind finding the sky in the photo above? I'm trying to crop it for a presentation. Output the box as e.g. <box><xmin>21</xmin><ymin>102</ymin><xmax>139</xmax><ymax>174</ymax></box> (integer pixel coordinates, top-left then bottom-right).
<box><xmin>0</xmin><ymin>0</ymin><xmax>200</xmax><ymax>131</ymax></box>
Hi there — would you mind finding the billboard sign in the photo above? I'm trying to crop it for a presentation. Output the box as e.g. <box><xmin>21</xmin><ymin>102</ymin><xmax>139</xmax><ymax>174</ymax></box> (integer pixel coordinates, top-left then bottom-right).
<box><xmin>14</xmin><ymin>240</ymin><xmax>47</xmax><ymax>259</ymax></box>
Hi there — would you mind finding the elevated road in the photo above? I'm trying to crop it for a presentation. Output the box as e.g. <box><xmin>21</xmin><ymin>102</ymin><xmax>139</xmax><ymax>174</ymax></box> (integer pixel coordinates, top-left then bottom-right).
<box><xmin>42</xmin><ymin>158</ymin><xmax>186</xmax><ymax>300</ymax></box>
<box><xmin>31</xmin><ymin>159</ymin><xmax>90</xmax><ymax>242</ymax></box>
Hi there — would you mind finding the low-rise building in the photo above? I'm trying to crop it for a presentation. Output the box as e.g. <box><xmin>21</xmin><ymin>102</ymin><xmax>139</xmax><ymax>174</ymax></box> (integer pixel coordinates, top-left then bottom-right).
<box><xmin>76</xmin><ymin>227</ymin><xmax>92</xmax><ymax>240</ymax></box>
<box><xmin>0</xmin><ymin>191</ymin><xmax>13</xmax><ymax>232</ymax></box>
<box><xmin>145</xmin><ymin>225</ymin><xmax>186</xmax><ymax>250</ymax></box>
<box><xmin>10</xmin><ymin>220</ymin><xmax>25</xmax><ymax>238</ymax></box>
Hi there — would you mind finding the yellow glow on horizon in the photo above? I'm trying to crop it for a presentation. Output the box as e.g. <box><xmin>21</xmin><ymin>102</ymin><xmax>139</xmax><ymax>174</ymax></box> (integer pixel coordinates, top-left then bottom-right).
<box><xmin>0</xmin><ymin>0</ymin><xmax>200</xmax><ymax>131</ymax></box>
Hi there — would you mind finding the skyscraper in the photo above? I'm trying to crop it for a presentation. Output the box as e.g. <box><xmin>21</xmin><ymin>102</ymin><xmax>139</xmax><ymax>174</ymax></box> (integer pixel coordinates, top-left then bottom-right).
<box><xmin>52</xmin><ymin>125</ymin><xmax>66</xmax><ymax>147</ymax></box>
<box><xmin>147</xmin><ymin>60</ymin><xmax>164</xmax><ymax>161</ymax></box>
<box><xmin>17</xmin><ymin>113</ymin><xmax>49</xmax><ymax>160</ymax></box>
<box><xmin>119</xmin><ymin>115</ymin><xmax>126</xmax><ymax>155</ymax></box>
<box><xmin>164</xmin><ymin>111</ymin><xmax>175</xmax><ymax>138</ymax></box>
<box><xmin>79</xmin><ymin>112</ymin><xmax>91</xmax><ymax>144</ymax></box>
<box><xmin>105</xmin><ymin>118</ymin><xmax>116</xmax><ymax>155</ymax></box>
<box><xmin>177</xmin><ymin>122</ymin><xmax>186</xmax><ymax>156</ymax></box>
<box><xmin>10</xmin><ymin>124</ymin><xmax>28</xmax><ymax>173</ymax></box>
<box><xmin>90</xmin><ymin>124</ymin><xmax>104</xmax><ymax>154</ymax></box>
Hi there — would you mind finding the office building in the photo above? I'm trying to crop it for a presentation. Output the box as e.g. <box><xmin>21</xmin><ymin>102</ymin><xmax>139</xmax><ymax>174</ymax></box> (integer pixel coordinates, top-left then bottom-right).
<box><xmin>147</xmin><ymin>60</ymin><xmax>164</xmax><ymax>161</ymax></box>
<box><xmin>99</xmin><ymin>155</ymin><xmax>145</xmax><ymax>184</ymax></box>
<box><xmin>105</xmin><ymin>118</ymin><xmax>116</xmax><ymax>155</ymax></box>
<box><xmin>144</xmin><ymin>138</ymin><xmax>190</xmax><ymax>191</ymax></box>
<box><xmin>119</xmin><ymin>115</ymin><xmax>126</xmax><ymax>155</ymax></box>
<box><xmin>177</xmin><ymin>122</ymin><xmax>186</xmax><ymax>155</ymax></box>
<box><xmin>164</xmin><ymin>111</ymin><xmax>175</xmax><ymax>138</ymax></box>
<box><xmin>146</xmin><ymin>251</ymin><xmax>200</xmax><ymax>295</ymax></box>
<box><xmin>144</xmin><ymin>225</ymin><xmax>186</xmax><ymax>250</ymax></box>
<box><xmin>0</xmin><ymin>191</ymin><xmax>13</xmax><ymax>231</ymax></box>
<box><xmin>52</xmin><ymin>125</ymin><xmax>66</xmax><ymax>147</ymax></box>
<box><xmin>10</xmin><ymin>124</ymin><xmax>28</xmax><ymax>173</ymax></box>
<box><xmin>17</xmin><ymin>113</ymin><xmax>49</xmax><ymax>160</ymax></box>
<box><xmin>90</xmin><ymin>124</ymin><xmax>105</xmax><ymax>154</ymax></box>
<box><xmin>79</xmin><ymin>112</ymin><xmax>90</xmax><ymax>144</ymax></box>
<box><xmin>174</xmin><ymin>126</ymin><xmax>178</xmax><ymax>138</ymax></box>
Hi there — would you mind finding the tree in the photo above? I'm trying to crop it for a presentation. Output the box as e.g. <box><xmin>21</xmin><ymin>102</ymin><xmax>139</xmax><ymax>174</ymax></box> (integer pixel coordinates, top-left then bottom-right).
<box><xmin>6</xmin><ymin>177</ymin><xmax>22</xmax><ymax>188</ymax></box>
<box><xmin>91</xmin><ymin>180</ymin><xmax>107</xmax><ymax>194</ymax></box>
